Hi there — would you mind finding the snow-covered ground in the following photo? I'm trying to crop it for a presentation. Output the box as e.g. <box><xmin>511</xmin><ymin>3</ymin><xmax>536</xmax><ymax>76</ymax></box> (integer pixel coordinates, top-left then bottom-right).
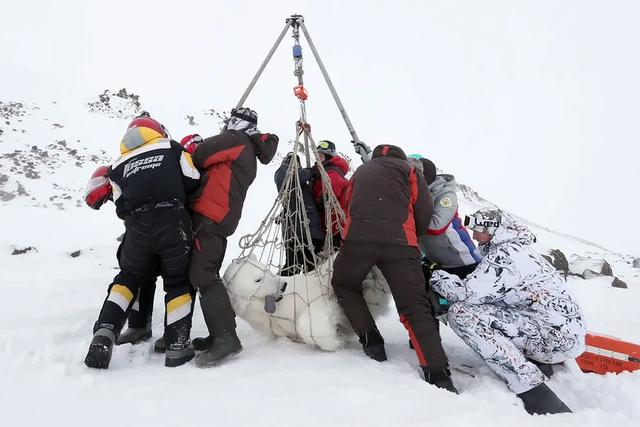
<box><xmin>1</xmin><ymin>96</ymin><xmax>639</xmax><ymax>426</ymax></box>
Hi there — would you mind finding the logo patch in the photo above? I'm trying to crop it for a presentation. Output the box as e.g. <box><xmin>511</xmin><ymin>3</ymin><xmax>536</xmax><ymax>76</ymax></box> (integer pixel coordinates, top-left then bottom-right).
<box><xmin>440</xmin><ymin>197</ymin><xmax>453</xmax><ymax>208</ymax></box>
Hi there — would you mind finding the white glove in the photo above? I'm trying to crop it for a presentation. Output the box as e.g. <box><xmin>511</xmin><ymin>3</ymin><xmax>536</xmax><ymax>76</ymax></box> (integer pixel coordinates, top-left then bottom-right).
<box><xmin>352</xmin><ymin>140</ymin><xmax>372</xmax><ymax>163</ymax></box>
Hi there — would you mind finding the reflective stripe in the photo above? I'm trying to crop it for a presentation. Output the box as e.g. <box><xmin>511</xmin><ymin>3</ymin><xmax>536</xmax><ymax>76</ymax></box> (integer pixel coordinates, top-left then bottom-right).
<box><xmin>166</xmin><ymin>294</ymin><xmax>192</xmax><ymax>325</ymax></box>
<box><xmin>180</xmin><ymin>152</ymin><xmax>200</xmax><ymax>180</ymax></box>
<box><xmin>110</xmin><ymin>179</ymin><xmax>122</xmax><ymax>202</ymax></box>
<box><xmin>585</xmin><ymin>345</ymin><xmax>635</xmax><ymax>362</ymax></box>
<box><xmin>107</xmin><ymin>284</ymin><xmax>134</xmax><ymax>311</ymax></box>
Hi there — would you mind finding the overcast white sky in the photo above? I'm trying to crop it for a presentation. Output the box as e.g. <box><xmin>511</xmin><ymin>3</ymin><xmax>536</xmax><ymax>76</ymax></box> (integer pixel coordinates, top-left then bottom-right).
<box><xmin>1</xmin><ymin>0</ymin><xmax>638</xmax><ymax>254</ymax></box>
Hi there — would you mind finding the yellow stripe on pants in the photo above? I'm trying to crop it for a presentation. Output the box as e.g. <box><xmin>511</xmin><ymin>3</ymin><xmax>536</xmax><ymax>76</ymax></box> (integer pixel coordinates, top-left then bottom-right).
<box><xmin>166</xmin><ymin>293</ymin><xmax>192</xmax><ymax>325</ymax></box>
<box><xmin>107</xmin><ymin>284</ymin><xmax>134</xmax><ymax>312</ymax></box>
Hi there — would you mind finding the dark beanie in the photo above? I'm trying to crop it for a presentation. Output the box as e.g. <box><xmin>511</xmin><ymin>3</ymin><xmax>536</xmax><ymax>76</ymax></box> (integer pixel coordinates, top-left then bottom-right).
<box><xmin>371</xmin><ymin>144</ymin><xmax>407</xmax><ymax>161</ymax></box>
<box><xmin>420</xmin><ymin>158</ymin><xmax>437</xmax><ymax>185</ymax></box>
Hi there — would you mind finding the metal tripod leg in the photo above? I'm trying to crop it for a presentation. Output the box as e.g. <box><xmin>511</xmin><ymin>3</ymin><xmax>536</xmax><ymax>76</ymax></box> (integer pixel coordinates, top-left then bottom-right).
<box><xmin>298</xmin><ymin>21</ymin><xmax>362</xmax><ymax>146</ymax></box>
<box><xmin>235</xmin><ymin>20</ymin><xmax>293</xmax><ymax>109</ymax></box>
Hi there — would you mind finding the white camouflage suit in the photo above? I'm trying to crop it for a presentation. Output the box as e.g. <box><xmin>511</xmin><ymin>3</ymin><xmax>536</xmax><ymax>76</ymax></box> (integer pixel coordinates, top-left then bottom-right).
<box><xmin>430</xmin><ymin>220</ymin><xmax>586</xmax><ymax>393</ymax></box>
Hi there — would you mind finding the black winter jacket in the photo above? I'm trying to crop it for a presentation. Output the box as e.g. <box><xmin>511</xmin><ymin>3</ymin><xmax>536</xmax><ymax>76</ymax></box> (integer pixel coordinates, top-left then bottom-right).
<box><xmin>109</xmin><ymin>133</ymin><xmax>200</xmax><ymax>220</ymax></box>
<box><xmin>342</xmin><ymin>144</ymin><xmax>433</xmax><ymax>246</ymax></box>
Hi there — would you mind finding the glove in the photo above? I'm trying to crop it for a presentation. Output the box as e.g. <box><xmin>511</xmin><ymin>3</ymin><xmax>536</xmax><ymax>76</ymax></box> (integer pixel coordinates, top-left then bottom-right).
<box><xmin>352</xmin><ymin>140</ymin><xmax>372</xmax><ymax>163</ymax></box>
<box><xmin>259</xmin><ymin>133</ymin><xmax>279</xmax><ymax>144</ymax></box>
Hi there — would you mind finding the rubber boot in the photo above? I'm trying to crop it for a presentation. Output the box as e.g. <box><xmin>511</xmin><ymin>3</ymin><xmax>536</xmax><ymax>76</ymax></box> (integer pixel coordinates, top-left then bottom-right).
<box><xmin>357</xmin><ymin>327</ymin><xmax>387</xmax><ymax>362</ymax></box>
<box><xmin>116</xmin><ymin>325</ymin><xmax>152</xmax><ymax>345</ymax></box>
<box><xmin>85</xmin><ymin>328</ymin><xmax>115</xmax><ymax>369</ymax></box>
<box><xmin>153</xmin><ymin>335</ymin><xmax>166</xmax><ymax>353</ymax></box>
<box><xmin>192</xmin><ymin>335</ymin><xmax>214</xmax><ymax>351</ymax></box>
<box><xmin>422</xmin><ymin>367</ymin><xmax>458</xmax><ymax>393</ymax></box>
<box><xmin>165</xmin><ymin>342</ymin><xmax>195</xmax><ymax>367</ymax></box>
<box><xmin>517</xmin><ymin>383</ymin><xmax>572</xmax><ymax>415</ymax></box>
<box><xmin>195</xmin><ymin>330</ymin><xmax>242</xmax><ymax>368</ymax></box>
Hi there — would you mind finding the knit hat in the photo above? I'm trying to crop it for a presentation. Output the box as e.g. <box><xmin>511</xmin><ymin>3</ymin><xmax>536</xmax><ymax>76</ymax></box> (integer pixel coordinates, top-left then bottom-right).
<box><xmin>372</xmin><ymin>144</ymin><xmax>407</xmax><ymax>161</ymax></box>
<box><xmin>420</xmin><ymin>158</ymin><xmax>437</xmax><ymax>185</ymax></box>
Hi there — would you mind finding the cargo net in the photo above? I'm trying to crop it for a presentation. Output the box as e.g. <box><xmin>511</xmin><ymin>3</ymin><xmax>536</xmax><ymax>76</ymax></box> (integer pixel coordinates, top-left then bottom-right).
<box><xmin>223</xmin><ymin>126</ymin><xmax>390</xmax><ymax>350</ymax></box>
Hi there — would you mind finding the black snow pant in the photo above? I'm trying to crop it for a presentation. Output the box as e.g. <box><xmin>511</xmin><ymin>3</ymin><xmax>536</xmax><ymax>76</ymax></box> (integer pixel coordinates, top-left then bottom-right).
<box><xmin>422</xmin><ymin>262</ymin><xmax>478</xmax><ymax>318</ymax></box>
<box><xmin>281</xmin><ymin>231</ymin><xmax>324</xmax><ymax>277</ymax></box>
<box><xmin>331</xmin><ymin>241</ymin><xmax>449</xmax><ymax>371</ymax></box>
<box><xmin>115</xmin><ymin>236</ymin><xmax>158</xmax><ymax>329</ymax></box>
<box><xmin>189</xmin><ymin>213</ymin><xmax>237</xmax><ymax>336</ymax></box>
<box><xmin>94</xmin><ymin>207</ymin><xmax>195</xmax><ymax>347</ymax></box>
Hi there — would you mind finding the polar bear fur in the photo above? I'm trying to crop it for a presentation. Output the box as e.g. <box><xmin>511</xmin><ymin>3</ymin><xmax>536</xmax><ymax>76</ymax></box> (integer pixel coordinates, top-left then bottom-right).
<box><xmin>223</xmin><ymin>254</ymin><xmax>391</xmax><ymax>351</ymax></box>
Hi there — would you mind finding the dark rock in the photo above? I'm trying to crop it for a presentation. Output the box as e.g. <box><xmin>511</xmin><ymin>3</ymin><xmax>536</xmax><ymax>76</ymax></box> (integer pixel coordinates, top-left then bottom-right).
<box><xmin>70</xmin><ymin>250</ymin><xmax>82</xmax><ymax>258</ymax></box>
<box><xmin>600</xmin><ymin>260</ymin><xmax>613</xmax><ymax>277</ymax></box>
<box><xmin>543</xmin><ymin>249</ymin><xmax>569</xmax><ymax>278</ymax></box>
<box><xmin>611</xmin><ymin>277</ymin><xmax>628</xmax><ymax>289</ymax></box>
<box><xmin>11</xmin><ymin>246</ymin><xmax>37</xmax><ymax>255</ymax></box>
<box><xmin>633</xmin><ymin>258</ymin><xmax>640</xmax><ymax>268</ymax></box>
<box><xmin>52</xmin><ymin>123</ymin><xmax>63</xmax><ymax>128</ymax></box>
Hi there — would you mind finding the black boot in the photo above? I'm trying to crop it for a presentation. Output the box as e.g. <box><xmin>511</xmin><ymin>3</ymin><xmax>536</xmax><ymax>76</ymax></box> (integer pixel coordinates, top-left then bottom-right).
<box><xmin>357</xmin><ymin>327</ymin><xmax>387</xmax><ymax>362</ymax></box>
<box><xmin>517</xmin><ymin>383</ymin><xmax>572</xmax><ymax>415</ymax></box>
<box><xmin>116</xmin><ymin>325</ymin><xmax>152</xmax><ymax>345</ymax></box>
<box><xmin>153</xmin><ymin>335</ymin><xmax>166</xmax><ymax>353</ymax></box>
<box><xmin>165</xmin><ymin>342</ymin><xmax>195</xmax><ymax>367</ymax></box>
<box><xmin>192</xmin><ymin>335</ymin><xmax>214</xmax><ymax>351</ymax></box>
<box><xmin>422</xmin><ymin>367</ymin><xmax>458</xmax><ymax>393</ymax></box>
<box><xmin>85</xmin><ymin>329</ymin><xmax>115</xmax><ymax>369</ymax></box>
<box><xmin>195</xmin><ymin>330</ymin><xmax>242</xmax><ymax>368</ymax></box>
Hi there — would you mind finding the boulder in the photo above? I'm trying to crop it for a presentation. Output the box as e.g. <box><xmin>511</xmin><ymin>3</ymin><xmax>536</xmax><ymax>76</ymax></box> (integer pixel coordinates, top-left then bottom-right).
<box><xmin>542</xmin><ymin>249</ymin><xmax>569</xmax><ymax>278</ymax></box>
<box><xmin>569</xmin><ymin>255</ymin><xmax>614</xmax><ymax>277</ymax></box>
<box><xmin>633</xmin><ymin>258</ymin><xmax>640</xmax><ymax>268</ymax></box>
<box><xmin>612</xmin><ymin>277</ymin><xmax>628</xmax><ymax>289</ymax></box>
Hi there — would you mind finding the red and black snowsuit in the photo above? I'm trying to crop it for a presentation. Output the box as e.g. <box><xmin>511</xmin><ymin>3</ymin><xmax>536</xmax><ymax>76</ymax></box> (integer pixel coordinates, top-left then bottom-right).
<box><xmin>331</xmin><ymin>144</ymin><xmax>450</xmax><ymax>372</ymax></box>
<box><xmin>312</xmin><ymin>155</ymin><xmax>349</xmax><ymax>241</ymax></box>
<box><xmin>188</xmin><ymin>129</ymin><xmax>278</xmax><ymax>335</ymax></box>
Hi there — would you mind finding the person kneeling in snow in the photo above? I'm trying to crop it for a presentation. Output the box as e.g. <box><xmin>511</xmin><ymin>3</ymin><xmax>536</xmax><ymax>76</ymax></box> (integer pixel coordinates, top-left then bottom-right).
<box><xmin>430</xmin><ymin>209</ymin><xmax>586</xmax><ymax>415</ymax></box>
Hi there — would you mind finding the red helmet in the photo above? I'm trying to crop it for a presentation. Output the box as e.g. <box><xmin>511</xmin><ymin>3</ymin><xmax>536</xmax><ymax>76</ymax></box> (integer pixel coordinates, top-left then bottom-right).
<box><xmin>179</xmin><ymin>134</ymin><xmax>203</xmax><ymax>154</ymax></box>
<box><xmin>127</xmin><ymin>116</ymin><xmax>168</xmax><ymax>138</ymax></box>
<box><xmin>84</xmin><ymin>165</ymin><xmax>112</xmax><ymax>210</ymax></box>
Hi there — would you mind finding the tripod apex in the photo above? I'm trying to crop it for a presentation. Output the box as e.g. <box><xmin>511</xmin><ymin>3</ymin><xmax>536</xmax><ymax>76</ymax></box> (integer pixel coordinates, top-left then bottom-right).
<box><xmin>287</xmin><ymin>14</ymin><xmax>305</xmax><ymax>24</ymax></box>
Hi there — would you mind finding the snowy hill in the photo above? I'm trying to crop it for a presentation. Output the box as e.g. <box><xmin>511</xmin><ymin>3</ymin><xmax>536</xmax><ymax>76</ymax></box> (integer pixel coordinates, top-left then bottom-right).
<box><xmin>1</xmin><ymin>93</ymin><xmax>639</xmax><ymax>427</ymax></box>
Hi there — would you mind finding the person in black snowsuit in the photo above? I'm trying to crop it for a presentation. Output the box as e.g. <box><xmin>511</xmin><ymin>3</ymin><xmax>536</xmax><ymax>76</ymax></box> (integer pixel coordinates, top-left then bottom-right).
<box><xmin>274</xmin><ymin>152</ymin><xmax>324</xmax><ymax>276</ymax></box>
<box><xmin>117</xmin><ymin>134</ymin><xmax>205</xmax><ymax>352</ymax></box>
<box><xmin>84</xmin><ymin>114</ymin><xmax>201</xmax><ymax>369</ymax></box>
<box><xmin>84</xmin><ymin>165</ymin><xmax>160</xmax><ymax>347</ymax></box>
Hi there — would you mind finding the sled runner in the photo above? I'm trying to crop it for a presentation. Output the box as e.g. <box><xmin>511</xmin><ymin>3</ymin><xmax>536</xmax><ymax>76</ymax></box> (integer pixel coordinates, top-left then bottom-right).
<box><xmin>576</xmin><ymin>332</ymin><xmax>640</xmax><ymax>374</ymax></box>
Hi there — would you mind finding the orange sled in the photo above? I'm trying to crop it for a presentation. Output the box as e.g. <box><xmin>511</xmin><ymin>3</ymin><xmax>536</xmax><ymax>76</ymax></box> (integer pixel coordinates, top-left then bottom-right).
<box><xmin>576</xmin><ymin>332</ymin><xmax>640</xmax><ymax>374</ymax></box>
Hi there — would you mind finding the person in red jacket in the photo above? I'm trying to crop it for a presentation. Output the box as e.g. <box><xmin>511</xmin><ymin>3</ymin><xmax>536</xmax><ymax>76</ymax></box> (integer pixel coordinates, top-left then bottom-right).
<box><xmin>312</xmin><ymin>140</ymin><xmax>349</xmax><ymax>246</ymax></box>
<box><xmin>188</xmin><ymin>107</ymin><xmax>278</xmax><ymax>368</ymax></box>
<box><xmin>331</xmin><ymin>144</ymin><xmax>457</xmax><ymax>393</ymax></box>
